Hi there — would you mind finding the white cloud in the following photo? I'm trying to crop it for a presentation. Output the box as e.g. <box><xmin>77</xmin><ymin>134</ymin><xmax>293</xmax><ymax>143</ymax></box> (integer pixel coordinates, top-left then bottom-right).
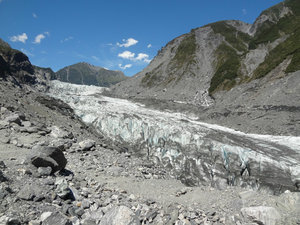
<box><xmin>136</xmin><ymin>53</ymin><xmax>149</xmax><ymax>61</ymax></box>
<box><xmin>92</xmin><ymin>56</ymin><xmax>99</xmax><ymax>61</ymax></box>
<box><xmin>118</xmin><ymin>51</ymin><xmax>151</xmax><ymax>63</ymax></box>
<box><xmin>33</xmin><ymin>34</ymin><xmax>45</xmax><ymax>44</ymax></box>
<box><xmin>10</xmin><ymin>33</ymin><xmax>28</xmax><ymax>43</ymax></box>
<box><xmin>33</xmin><ymin>13</ymin><xmax>37</xmax><ymax>18</ymax></box>
<box><xmin>117</xmin><ymin>38</ymin><xmax>138</xmax><ymax>48</ymax></box>
<box><xmin>147</xmin><ymin>44</ymin><xmax>152</xmax><ymax>48</ymax></box>
<box><xmin>242</xmin><ymin>9</ymin><xmax>247</xmax><ymax>15</ymax></box>
<box><xmin>118</xmin><ymin>64</ymin><xmax>132</xmax><ymax>70</ymax></box>
<box><xmin>118</xmin><ymin>50</ymin><xmax>135</xmax><ymax>59</ymax></box>
<box><xmin>21</xmin><ymin>48</ymin><xmax>34</xmax><ymax>57</ymax></box>
<box><xmin>60</xmin><ymin>36</ymin><xmax>73</xmax><ymax>43</ymax></box>
<box><xmin>33</xmin><ymin>32</ymin><xmax>49</xmax><ymax>44</ymax></box>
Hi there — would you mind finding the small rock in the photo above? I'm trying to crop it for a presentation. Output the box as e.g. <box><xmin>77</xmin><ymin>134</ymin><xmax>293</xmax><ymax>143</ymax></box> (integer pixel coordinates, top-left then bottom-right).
<box><xmin>79</xmin><ymin>139</ymin><xmax>96</xmax><ymax>151</ymax></box>
<box><xmin>55</xmin><ymin>178</ymin><xmax>74</xmax><ymax>200</ymax></box>
<box><xmin>0</xmin><ymin>161</ymin><xmax>6</xmax><ymax>169</ymax></box>
<box><xmin>99</xmin><ymin>205</ymin><xmax>139</xmax><ymax>225</ymax></box>
<box><xmin>50</xmin><ymin>139</ymin><xmax>73</xmax><ymax>151</ymax></box>
<box><xmin>40</xmin><ymin>212</ymin><xmax>52</xmax><ymax>222</ymax></box>
<box><xmin>0</xmin><ymin>170</ymin><xmax>7</xmax><ymax>182</ymax></box>
<box><xmin>75</xmin><ymin>207</ymin><xmax>85</xmax><ymax>217</ymax></box>
<box><xmin>50</xmin><ymin>126</ymin><xmax>74</xmax><ymax>139</ymax></box>
<box><xmin>28</xmin><ymin>220</ymin><xmax>41</xmax><ymax>225</ymax></box>
<box><xmin>6</xmin><ymin>217</ymin><xmax>21</xmax><ymax>225</ymax></box>
<box><xmin>17</xmin><ymin>183</ymin><xmax>42</xmax><ymax>201</ymax></box>
<box><xmin>81</xmin><ymin>208</ymin><xmax>103</xmax><ymax>224</ymax></box>
<box><xmin>38</xmin><ymin>167</ymin><xmax>52</xmax><ymax>176</ymax></box>
<box><xmin>42</xmin><ymin>211</ymin><xmax>72</xmax><ymax>225</ymax></box>
<box><xmin>22</xmin><ymin>120</ymin><xmax>32</xmax><ymax>127</ymax></box>
<box><xmin>82</xmin><ymin>199</ymin><xmax>91</xmax><ymax>209</ymax></box>
<box><xmin>241</xmin><ymin>206</ymin><xmax>281</xmax><ymax>225</ymax></box>
<box><xmin>4</xmin><ymin>113</ymin><xmax>21</xmax><ymax>125</ymax></box>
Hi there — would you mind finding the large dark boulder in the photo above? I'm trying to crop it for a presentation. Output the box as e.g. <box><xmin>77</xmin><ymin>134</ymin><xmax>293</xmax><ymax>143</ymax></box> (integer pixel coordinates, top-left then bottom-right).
<box><xmin>29</xmin><ymin>146</ymin><xmax>67</xmax><ymax>173</ymax></box>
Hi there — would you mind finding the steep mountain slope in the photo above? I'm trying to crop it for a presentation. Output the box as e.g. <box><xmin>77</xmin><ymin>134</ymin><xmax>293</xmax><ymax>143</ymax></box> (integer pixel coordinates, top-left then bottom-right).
<box><xmin>56</xmin><ymin>62</ymin><xmax>127</xmax><ymax>87</ymax></box>
<box><xmin>110</xmin><ymin>0</ymin><xmax>300</xmax><ymax>135</ymax></box>
<box><xmin>0</xmin><ymin>38</ymin><xmax>36</xmax><ymax>85</ymax></box>
<box><xmin>0</xmin><ymin>38</ymin><xmax>56</xmax><ymax>91</ymax></box>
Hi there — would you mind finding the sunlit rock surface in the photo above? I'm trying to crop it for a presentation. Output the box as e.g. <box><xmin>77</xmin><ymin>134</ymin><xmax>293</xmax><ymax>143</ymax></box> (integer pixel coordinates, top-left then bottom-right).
<box><xmin>49</xmin><ymin>81</ymin><xmax>300</xmax><ymax>193</ymax></box>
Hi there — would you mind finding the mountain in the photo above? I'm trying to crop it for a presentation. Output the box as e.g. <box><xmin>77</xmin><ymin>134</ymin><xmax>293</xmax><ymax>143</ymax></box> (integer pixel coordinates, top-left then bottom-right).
<box><xmin>0</xmin><ymin>38</ymin><xmax>56</xmax><ymax>91</ymax></box>
<box><xmin>0</xmin><ymin>38</ymin><xmax>36</xmax><ymax>85</ymax></box>
<box><xmin>55</xmin><ymin>62</ymin><xmax>127</xmax><ymax>87</ymax></box>
<box><xmin>110</xmin><ymin>0</ymin><xmax>300</xmax><ymax>135</ymax></box>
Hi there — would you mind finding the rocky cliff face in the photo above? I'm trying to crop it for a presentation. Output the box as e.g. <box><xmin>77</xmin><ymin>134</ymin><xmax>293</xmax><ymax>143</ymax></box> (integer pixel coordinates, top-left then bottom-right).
<box><xmin>0</xmin><ymin>38</ymin><xmax>36</xmax><ymax>85</ymax></box>
<box><xmin>56</xmin><ymin>62</ymin><xmax>127</xmax><ymax>87</ymax></box>
<box><xmin>109</xmin><ymin>0</ymin><xmax>300</xmax><ymax>136</ymax></box>
<box><xmin>0</xmin><ymin>39</ymin><xmax>55</xmax><ymax>91</ymax></box>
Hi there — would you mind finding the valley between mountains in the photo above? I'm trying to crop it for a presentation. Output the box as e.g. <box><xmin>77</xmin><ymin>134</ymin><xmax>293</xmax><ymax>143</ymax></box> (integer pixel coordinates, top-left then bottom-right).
<box><xmin>1</xmin><ymin>0</ymin><xmax>300</xmax><ymax>225</ymax></box>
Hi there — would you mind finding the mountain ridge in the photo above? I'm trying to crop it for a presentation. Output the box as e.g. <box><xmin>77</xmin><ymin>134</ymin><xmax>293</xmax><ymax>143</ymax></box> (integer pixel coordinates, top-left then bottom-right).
<box><xmin>108</xmin><ymin>0</ymin><xmax>300</xmax><ymax>135</ymax></box>
<box><xmin>55</xmin><ymin>62</ymin><xmax>127</xmax><ymax>87</ymax></box>
<box><xmin>111</xmin><ymin>0</ymin><xmax>299</xmax><ymax>97</ymax></box>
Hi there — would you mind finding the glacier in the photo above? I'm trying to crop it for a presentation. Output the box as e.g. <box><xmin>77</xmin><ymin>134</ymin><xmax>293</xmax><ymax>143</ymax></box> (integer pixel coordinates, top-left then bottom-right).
<box><xmin>49</xmin><ymin>80</ymin><xmax>300</xmax><ymax>193</ymax></box>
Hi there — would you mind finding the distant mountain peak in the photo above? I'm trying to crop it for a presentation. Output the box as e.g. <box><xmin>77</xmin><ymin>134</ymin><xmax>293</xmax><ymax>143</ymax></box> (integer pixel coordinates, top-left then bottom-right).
<box><xmin>55</xmin><ymin>62</ymin><xmax>127</xmax><ymax>87</ymax></box>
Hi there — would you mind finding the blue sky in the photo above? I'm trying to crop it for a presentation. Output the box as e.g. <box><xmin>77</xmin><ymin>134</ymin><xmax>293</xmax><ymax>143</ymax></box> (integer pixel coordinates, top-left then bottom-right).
<box><xmin>0</xmin><ymin>0</ymin><xmax>282</xmax><ymax>76</ymax></box>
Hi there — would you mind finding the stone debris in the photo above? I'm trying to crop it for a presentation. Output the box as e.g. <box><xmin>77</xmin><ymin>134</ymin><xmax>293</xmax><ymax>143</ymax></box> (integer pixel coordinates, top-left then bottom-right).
<box><xmin>0</xmin><ymin>82</ymin><xmax>299</xmax><ymax>225</ymax></box>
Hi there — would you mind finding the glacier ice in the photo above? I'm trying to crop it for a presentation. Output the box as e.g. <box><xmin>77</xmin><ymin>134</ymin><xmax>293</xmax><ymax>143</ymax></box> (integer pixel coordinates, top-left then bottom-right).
<box><xmin>49</xmin><ymin>80</ymin><xmax>300</xmax><ymax>192</ymax></box>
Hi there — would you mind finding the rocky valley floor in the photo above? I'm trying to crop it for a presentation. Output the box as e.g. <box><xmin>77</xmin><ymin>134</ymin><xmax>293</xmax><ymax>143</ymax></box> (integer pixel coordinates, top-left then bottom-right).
<box><xmin>0</xmin><ymin>81</ymin><xmax>300</xmax><ymax>225</ymax></box>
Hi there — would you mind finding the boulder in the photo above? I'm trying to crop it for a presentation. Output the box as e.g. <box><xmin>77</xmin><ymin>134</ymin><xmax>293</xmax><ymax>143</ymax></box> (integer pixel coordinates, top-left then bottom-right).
<box><xmin>50</xmin><ymin>126</ymin><xmax>74</xmax><ymax>139</ymax></box>
<box><xmin>99</xmin><ymin>205</ymin><xmax>139</xmax><ymax>225</ymax></box>
<box><xmin>4</xmin><ymin>113</ymin><xmax>21</xmax><ymax>125</ymax></box>
<box><xmin>0</xmin><ymin>170</ymin><xmax>7</xmax><ymax>182</ymax></box>
<box><xmin>81</xmin><ymin>208</ymin><xmax>103</xmax><ymax>224</ymax></box>
<box><xmin>17</xmin><ymin>183</ymin><xmax>44</xmax><ymax>201</ymax></box>
<box><xmin>50</xmin><ymin>139</ymin><xmax>73</xmax><ymax>151</ymax></box>
<box><xmin>241</xmin><ymin>206</ymin><xmax>281</xmax><ymax>225</ymax></box>
<box><xmin>79</xmin><ymin>139</ymin><xmax>96</xmax><ymax>151</ymax></box>
<box><xmin>0</xmin><ymin>161</ymin><xmax>6</xmax><ymax>169</ymax></box>
<box><xmin>55</xmin><ymin>178</ymin><xmax>74</xmax><ymax>200</ymax></box>
<box><xmin>41</xmin><ymin>211</ymin><xmax>72</xmax><ymax>225</ymax></box>
<box><xmin>29</xmin><ymin>145</ymin><xmax>67</xmax><ymax>173</ymax></box>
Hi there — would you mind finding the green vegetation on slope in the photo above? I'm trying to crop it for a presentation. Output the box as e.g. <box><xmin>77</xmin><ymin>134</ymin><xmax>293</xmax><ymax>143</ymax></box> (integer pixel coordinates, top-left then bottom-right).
<box><xmin>56</xmin><ymin>63</ymin><xmax>127</xmax><ymax>87</ymax></box>
<box><xmin>209</xmin><ymin>0</ymin><xmax>300</xmax><ymax>93</ymax></box>
<box><xmin>209</xmin><ymin>44</ymin><xmax>240</xmax><ymax>94</ymax></box>
<box><xmin>141</xmin><ymin>63</ymin><xmax>163</xmax><ymax>88</ymax></box>
<box><xmin>253</xmin><ymin>29</ymin><xmax>300</xmax><ymax>79</ymax></box>
<box><xmin>207</xmin><ymin>22</ymin><xmax>250</xmax><ymax>94</ymax></box>
<box><xmin>139</xmin><ymin>0</ymin><xmax>300</xmax><ymax>93</ymax></box>
<box><xmin>250</xmin><ymin>0</ymin><xmax>300</xmax><ymax>49</ymax></box>
<box><xmin>252</xmin><ymin>0</ymin><xmax>300</xmax><ymax>78</ymax></box>
<box><xmin>209</xmin><ymin>21</ymin><xmax>251</xmax><ymax>52</ymax></box>
<box><xmin>172</xmin><ymin>31</ymin><xmax>197</xmax><ymax>69</ymax></box>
